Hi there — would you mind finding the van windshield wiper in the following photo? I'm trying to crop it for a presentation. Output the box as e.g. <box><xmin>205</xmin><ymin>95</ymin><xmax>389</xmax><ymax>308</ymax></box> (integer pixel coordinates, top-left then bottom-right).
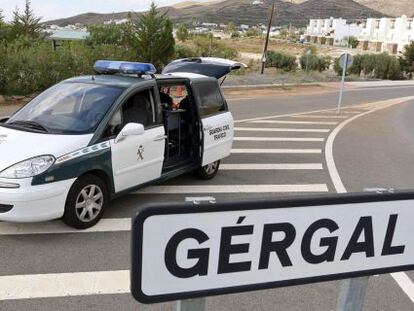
<box><xmin>8</xmin><ymin>120</ymin><xmax>50</xmax><ymax>133</ymax></box>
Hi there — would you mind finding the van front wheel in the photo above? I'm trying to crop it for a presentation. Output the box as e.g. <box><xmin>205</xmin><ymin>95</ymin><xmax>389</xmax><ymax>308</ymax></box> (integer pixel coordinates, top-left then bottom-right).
<box><xmin>195</xmin><ymin>160</ymin><xmax>220</xmax><ymax>180</ymax></box>
<box><xmin>63</xmin><ymin>174</ymin><xmax>108</xmax><ymax>229</ymax></box>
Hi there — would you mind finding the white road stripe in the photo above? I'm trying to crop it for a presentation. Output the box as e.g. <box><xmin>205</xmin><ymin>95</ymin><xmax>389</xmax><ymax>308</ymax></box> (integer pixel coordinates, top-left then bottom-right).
<box><xmin>234</xmin><ymin>137</ymin><xmax>324</xmax><ymax>142</ymax></box>
<box><xmin>290</xmin><ymin>115</ymin><xmax>348</xmax><ymax>119</ymax></box>
<box><xmin>232</xmin><ymin>148</ymin><xmax>322</xmax><ymax>154</ymax></box>
<box><xmin>0</xmin><ymin>218</ymin><xmax>131</xmax><ymax>235</ymax></box>
<box><xmin>249</xmin><ymin>120</ymin><xmax>338</xmax><ymax>125</ymax></box>
<box><xmin>221</xmin><ymin>164</ymin><xmax>323</xmax><ymax>170</ymax></box>
<box><xmin>323</xmin><ymin>96</ymin><xmax>414</xmax><ymax>304</ymax></box>
<box><xmin>0</xmin><ymin>270</ymin><xmax>130</xmax><ymax>300</ymax></box>
<box><xmin>235</xmin><ymin>127</ymin><xmax>330</xmax><ymax>133</ymax></box>
<box><xmin>391</xmin><ymin>273</ymin><xmax>414</xmax><ymax>304</ymax></box>
<box><xmin>135</xmin><ymin>184</ymin><xmax>329</xmax><ymax>194</ymax></box>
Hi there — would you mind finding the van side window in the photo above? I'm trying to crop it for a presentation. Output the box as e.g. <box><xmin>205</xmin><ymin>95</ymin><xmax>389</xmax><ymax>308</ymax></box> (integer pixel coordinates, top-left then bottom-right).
<box><xmin>195</xmin><ymin>81</ymin><xmax>226</xmax><ymax>117</ymax></box>
<box><xmin>122</xmin><ymin>89</ymin><xmax>156</xmax><ymax>128</ymax></box>
<box><xmin>102</xmin><ymin>109</ymin><xmax>123</xmax><ymax>138</ymax></box>
<box><xmin>101</xmin><ymin>88</ymin><xmax>156</xmax><ymax>139</ymax></box>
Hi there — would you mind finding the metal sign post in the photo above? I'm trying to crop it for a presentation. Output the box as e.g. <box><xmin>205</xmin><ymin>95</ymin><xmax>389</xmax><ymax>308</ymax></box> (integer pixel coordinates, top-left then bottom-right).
<box><xmin>336</xmin><ymin>276</ymin><xmax>370</xmax><ymax>311</ymax></box>
<box><xmin>337</xmin><ymin>53</ymin><xmax>353</xmax><ymax>114</ymax></box>
<box><xmin>176</xmin><ymin>197</ymin><xmax>216</xmax><ymax>311</ymax></box>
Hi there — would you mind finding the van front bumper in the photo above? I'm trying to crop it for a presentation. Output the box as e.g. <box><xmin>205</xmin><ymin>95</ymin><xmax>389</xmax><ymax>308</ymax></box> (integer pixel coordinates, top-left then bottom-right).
<box><xmin>0</xmin><ymin>178</ymin><xmax>75</xmax><ymax>222</ymax></box>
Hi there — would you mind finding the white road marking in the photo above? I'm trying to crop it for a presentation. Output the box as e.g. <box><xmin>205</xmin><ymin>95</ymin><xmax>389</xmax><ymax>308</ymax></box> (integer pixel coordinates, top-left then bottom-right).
<box><xmin>232</xmin><ymin>148</ymin><xmax>322</xmax><ymax>154</ymax></box>
<box><xmin>235</xmin><ymin>107</ymin><xmax>339</xmax><ymax>123</ymax></box>
<box><xmin>234</xmin><ymin>137</ymin><xmax>324</xmax><ymax>142</ymax></box>
<box><xmin>235</xmin><ymin>127</ymin><xmax>330</xmax><ymax>133</ymax></box>
<box><xmin>290</xmin><ymin>115</ymin><xmax>348</xmax><ymax>119</ymax></box>
<box><xmin>135</xmin><ymin>184</ymin><xmax>329</xmax><ymax>194</ymax></box>
<box><xmin>391</xmin><ymin>273</ymin><xmax>414</xmax><ymax>304</ymax></box>
<box><xmin>221</xmin><ymin>164</ymin><xmax>323</xmax><ymax>170</ymax></box>
<box><xmin>0</xmin><ymin>218</ymin><xmax>131</xmax><ymax>235</ymax></box>
<box><xmin>323</xmin><ymin>96</ymin><xmax>414</xmax><ymax>304</ymax></box>
<box><xmin>249</xmin><ymin>120</ymin><xmax>338</xmax><ymax>125</ymax></box>
<box><xmin>0</xmin><ymin>270</ymin><xmax>130</xmax><ymax>300</ymax></box>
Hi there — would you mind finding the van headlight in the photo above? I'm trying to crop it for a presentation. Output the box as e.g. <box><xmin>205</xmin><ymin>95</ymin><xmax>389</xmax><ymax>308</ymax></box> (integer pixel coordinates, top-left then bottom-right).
<box><xmin>0</xmin><ymin>155</ymin><xmax>55</xmax><ymax>179</ymax></box>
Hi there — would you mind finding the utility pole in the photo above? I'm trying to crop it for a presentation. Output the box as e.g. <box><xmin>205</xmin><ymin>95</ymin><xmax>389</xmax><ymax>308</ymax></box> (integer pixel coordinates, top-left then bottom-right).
<box><xmin>261</xmin><ymin>0</ymin><xmax>276</xmax><ymax>74</ymax></box>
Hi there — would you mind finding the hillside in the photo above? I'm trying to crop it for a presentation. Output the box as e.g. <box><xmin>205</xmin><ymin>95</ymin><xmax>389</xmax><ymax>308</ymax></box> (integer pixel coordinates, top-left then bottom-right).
<box><xmin>172</xmin><ymin>1</ymin><xmax>223</xmax><ymax>8</ymax></box>
<box><xmin>45</xmin><ymin>0</ymin><xmax>385</xmax><ymax>27</ymax></box>
<box><xmin>356</xmin><ymin>0</ymin><xmax>413</xmax><ymax>17</ymax></box>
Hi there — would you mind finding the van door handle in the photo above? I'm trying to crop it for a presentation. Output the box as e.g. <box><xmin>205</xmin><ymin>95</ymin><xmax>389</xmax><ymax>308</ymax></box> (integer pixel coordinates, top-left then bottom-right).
<box><xmin>154</xmin><ymin>135</ymin><xmax>168</xmax><ymax>141</ymax></box>
<box><xmin>204</xmin><ymin>125</ymin><xmax>213</xmax><ymax>131</ymax></box>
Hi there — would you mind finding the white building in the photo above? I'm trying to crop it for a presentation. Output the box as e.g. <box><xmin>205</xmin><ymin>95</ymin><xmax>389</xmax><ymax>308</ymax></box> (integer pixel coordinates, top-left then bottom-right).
<box><xmin>306</xmin><ymin>16</ymin><xmax>414</xmax><ymax>54</ymax></box>
<box><xmin>307</xmin><ymin>17</ymin><xmax>361</xmax><ymax>45</ymax></box>
<box><xmin>359</xmin><ymin>15</ymin><xmax>414</xmax><ymax>53</ymax></box>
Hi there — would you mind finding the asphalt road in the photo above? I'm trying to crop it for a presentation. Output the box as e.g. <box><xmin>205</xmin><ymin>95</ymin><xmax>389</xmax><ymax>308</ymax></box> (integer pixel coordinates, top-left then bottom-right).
<box><xmin>1</xmin><ymin>84</ymin><xmax>414</xmax><ymax>310</ymax></box>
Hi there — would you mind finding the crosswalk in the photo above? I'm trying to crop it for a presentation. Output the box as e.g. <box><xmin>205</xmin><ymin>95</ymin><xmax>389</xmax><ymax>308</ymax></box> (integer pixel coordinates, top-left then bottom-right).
<box><xmin>1</xmin><ymin>100</ymin><xmax>412</xmax><ymax>307</ymax></box>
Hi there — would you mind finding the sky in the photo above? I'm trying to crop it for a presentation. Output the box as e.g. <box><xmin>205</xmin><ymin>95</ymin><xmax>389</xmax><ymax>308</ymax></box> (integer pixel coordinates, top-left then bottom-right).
<box><xmin>0</xmin><ymin>0</ymin><xmax>213</xmax><ymax>22</ymax></box>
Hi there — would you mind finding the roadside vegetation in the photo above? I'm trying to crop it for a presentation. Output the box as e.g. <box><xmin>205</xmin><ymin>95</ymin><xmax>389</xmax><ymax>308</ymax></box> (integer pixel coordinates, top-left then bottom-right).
<box><xmin>1</xmin><ymin>1</ymin><xmax>414</xmax><ymax>98</ymax></box>
<box><xmin>0</xmin><ymin>1</ymin><xmax>239</xmax><ymax>97</ymax></box>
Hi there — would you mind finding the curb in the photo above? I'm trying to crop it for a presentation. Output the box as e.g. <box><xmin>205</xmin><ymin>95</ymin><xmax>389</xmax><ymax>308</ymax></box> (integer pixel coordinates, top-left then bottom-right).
<box><xmin>221</xmin><ymin>82</ymin><xmax>324</xmax><ymax>92</ymax></box>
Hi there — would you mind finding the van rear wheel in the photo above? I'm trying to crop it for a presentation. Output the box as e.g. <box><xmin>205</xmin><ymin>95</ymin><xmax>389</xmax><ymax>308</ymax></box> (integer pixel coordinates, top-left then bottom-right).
<box><xmin>63</xmin><ymin>174</ymin><xmax>108</xmax><ymax>229</ymax></box>
<box><xmin>195</xmin><ymin>160</ymin><xmax>220</xmax><ymax>180</ymax></box>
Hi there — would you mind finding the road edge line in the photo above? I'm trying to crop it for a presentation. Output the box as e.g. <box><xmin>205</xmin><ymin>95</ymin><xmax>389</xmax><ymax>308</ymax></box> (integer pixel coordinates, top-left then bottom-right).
<box><xmin>325</xmin><ymin>96</ymin><xmax>414</xmax><ymax>304</ymax></box>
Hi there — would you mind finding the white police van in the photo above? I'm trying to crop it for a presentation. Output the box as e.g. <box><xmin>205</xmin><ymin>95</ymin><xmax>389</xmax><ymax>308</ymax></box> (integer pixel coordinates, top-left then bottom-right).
<box><xmin>0</xmin><ymin>58</ymin><xmax>244</xmax><ymax>229</ymax></box>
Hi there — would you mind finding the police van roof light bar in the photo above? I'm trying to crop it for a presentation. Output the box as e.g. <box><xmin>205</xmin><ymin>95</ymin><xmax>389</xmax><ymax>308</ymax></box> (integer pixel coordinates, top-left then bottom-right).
<box><xmin>93</xmin><ymin>60</ymin><xmax>157</xmax><ymax>77</ymax></box>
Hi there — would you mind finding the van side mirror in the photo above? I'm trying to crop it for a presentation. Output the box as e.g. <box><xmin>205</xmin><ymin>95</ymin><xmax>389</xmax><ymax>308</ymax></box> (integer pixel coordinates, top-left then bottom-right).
<box><xmin>115</xmin><ymin>123</ymin><xmax>145</xmax><ymax>143</ymax></box>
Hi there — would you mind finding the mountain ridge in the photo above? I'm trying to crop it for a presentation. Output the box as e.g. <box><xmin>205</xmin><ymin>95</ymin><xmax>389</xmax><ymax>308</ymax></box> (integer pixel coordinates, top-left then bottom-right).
<box><xmin>45</xmin><ymin>0</ymin><xmax>387</xmax><ymax>27</ymax></box>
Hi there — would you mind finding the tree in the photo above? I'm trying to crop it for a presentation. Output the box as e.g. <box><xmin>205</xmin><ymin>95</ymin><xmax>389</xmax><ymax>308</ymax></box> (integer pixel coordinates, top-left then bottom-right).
<box><xmin>346</xmin><ymin>36</ymin><xmax>359</xmax><ymax>49</ymax></box>
<box><xmin>176</xmin><ymin>23</ymin><xmax>189</xmax><ymax>42</ymax></box>
<box><xmin>132</xmin><ymin>3</ymin><xmax>175</xmax><ymax>70</ymax></box>
<box><xmin>0</xmin><ymin>9</ymin><xmax>4</xmax><ymax>25</ymax></box>
<box><xmin>11</xmin><ymin>0</ymin><xmax>43</xmax><ymax>40</ymax></box>
<box><xmin>400</xmin><ymin>42</ymin><xmax>414</xmax><ymax>79</ymax></box>
<box><xmin>87</xmin><ymin>22</ymin><xmax>133</xmax><ymax>47</ymax></box>
<box><xmin>225</xmin><ymin>22</ymin><xmax>236</xmax><ymax>34</ymax></box>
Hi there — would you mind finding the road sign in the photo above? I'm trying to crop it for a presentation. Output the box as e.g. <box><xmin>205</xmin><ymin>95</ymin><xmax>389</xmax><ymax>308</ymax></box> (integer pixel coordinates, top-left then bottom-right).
<box><xmin>131</xmin><ymin>192</ymin><xmax>414</xmax><ymax>304</ymax></box>
<box><xmin>339</xmin><ymin>53</ymin><xmax>353</xmax><ymax>70</ymax></box>
<box><xmin>337</xmin><ymin>53</ymin><xmax>353</xmax><ymax>113</ymax></box>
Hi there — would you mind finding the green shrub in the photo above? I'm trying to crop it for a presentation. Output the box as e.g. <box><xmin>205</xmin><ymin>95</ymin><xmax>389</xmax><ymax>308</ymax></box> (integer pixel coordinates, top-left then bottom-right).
<box><xmin>192</xmin><ymin>35</ymin><xmax>238</xmax><ymax>59</ymax></box>
<box><xmin>266</xmin><ymin>51</ymin><xmax>297</xmax><ymax>72</ymax></box>
<box><xmin>0</xmin><ymin>40</ymin><xmax>136</xmax><ymax>96</ymax></box>
<box><xmin>175</xmin><ymin>45</ymin><xmax>198</xmax><ymax>58</ymax></box>
<box><xmin>334</xmin><ymin>53</ymin><xmax>402</xmax><ymax>80</ymax></box>
<box><xmin>300</xmin><ymin>54</ymin><xmax>332</xmax><ymax>72</ymax></box>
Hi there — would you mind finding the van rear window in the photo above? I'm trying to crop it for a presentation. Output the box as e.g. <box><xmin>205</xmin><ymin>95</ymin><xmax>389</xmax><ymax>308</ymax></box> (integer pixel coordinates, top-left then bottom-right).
<box><xmin>194</xmin><ymin>81</ymin><xmax>226</xmax><ymax>117</ymax></box>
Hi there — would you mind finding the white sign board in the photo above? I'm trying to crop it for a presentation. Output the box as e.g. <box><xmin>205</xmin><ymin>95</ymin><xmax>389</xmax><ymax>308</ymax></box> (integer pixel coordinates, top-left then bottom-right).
<box><xmin>339</xmin><ymin>53</ymin><xmax>353</xmax><ymax>70</ymax></box>
<box><xmin>131</xmin><ymin>193</ymin><xmax>414</xmax><ymax>303</ymax></box>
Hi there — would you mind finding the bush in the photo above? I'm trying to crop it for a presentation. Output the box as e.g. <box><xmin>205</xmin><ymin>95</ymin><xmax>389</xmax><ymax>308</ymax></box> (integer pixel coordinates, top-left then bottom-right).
<box><xmin>266</xmin><ymin>51</ymin><xmax>297</xmax><ymax>72</ymax></box>
<box><xmin>334</xmin><ymin>53</ymin><xmax>402</xmax><ymax>80</ymax></box>
<box><xmin>0</xmin><ymin>40</ymin><xmax>136</xmax><ymax>96</ymax></box>
<box><xmin>192</xmin><ymin>35</ymin><xmax>238</xmax><ymax>59</ymax></box>
<box><xmin>299</xmin><ymin>54</ymin><xmax>332</xmax><ymax>72</ymax></box>
<box><xmin>175</xmin><ymin>45</ymin><xmax>198</xmax><ymax>58</ymax></box>
<box><xmin>245</xmin><ymin>28</ymin><xmax>262</xmax><ymax>38</ymax></box>
<box><xmin>349</xmin><ymin>36</ymin><xmax>359</xmax><ymax>49</ymax></box>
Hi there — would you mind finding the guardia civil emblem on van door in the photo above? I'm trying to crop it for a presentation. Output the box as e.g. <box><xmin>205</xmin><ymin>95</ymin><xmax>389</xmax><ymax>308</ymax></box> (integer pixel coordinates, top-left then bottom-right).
<box><xmin>137</xmin><ymin>145</ymin><xmax>145</xmax><ymax>160</ymax></box>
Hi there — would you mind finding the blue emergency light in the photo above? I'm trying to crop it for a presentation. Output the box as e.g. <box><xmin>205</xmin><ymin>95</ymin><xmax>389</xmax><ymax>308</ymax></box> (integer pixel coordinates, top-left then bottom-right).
<box><xmin>93</xmin><ymin>60</ymin><xmax>157</xmax><ymax>76</ymax></box>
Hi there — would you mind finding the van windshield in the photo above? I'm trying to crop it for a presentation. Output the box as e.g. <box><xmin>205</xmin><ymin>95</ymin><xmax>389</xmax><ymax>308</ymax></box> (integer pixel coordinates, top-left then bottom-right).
<box><xmin>5</xmin><ymin>82</ymin><xmax>123</xmax><ymax>134</ymax></box>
